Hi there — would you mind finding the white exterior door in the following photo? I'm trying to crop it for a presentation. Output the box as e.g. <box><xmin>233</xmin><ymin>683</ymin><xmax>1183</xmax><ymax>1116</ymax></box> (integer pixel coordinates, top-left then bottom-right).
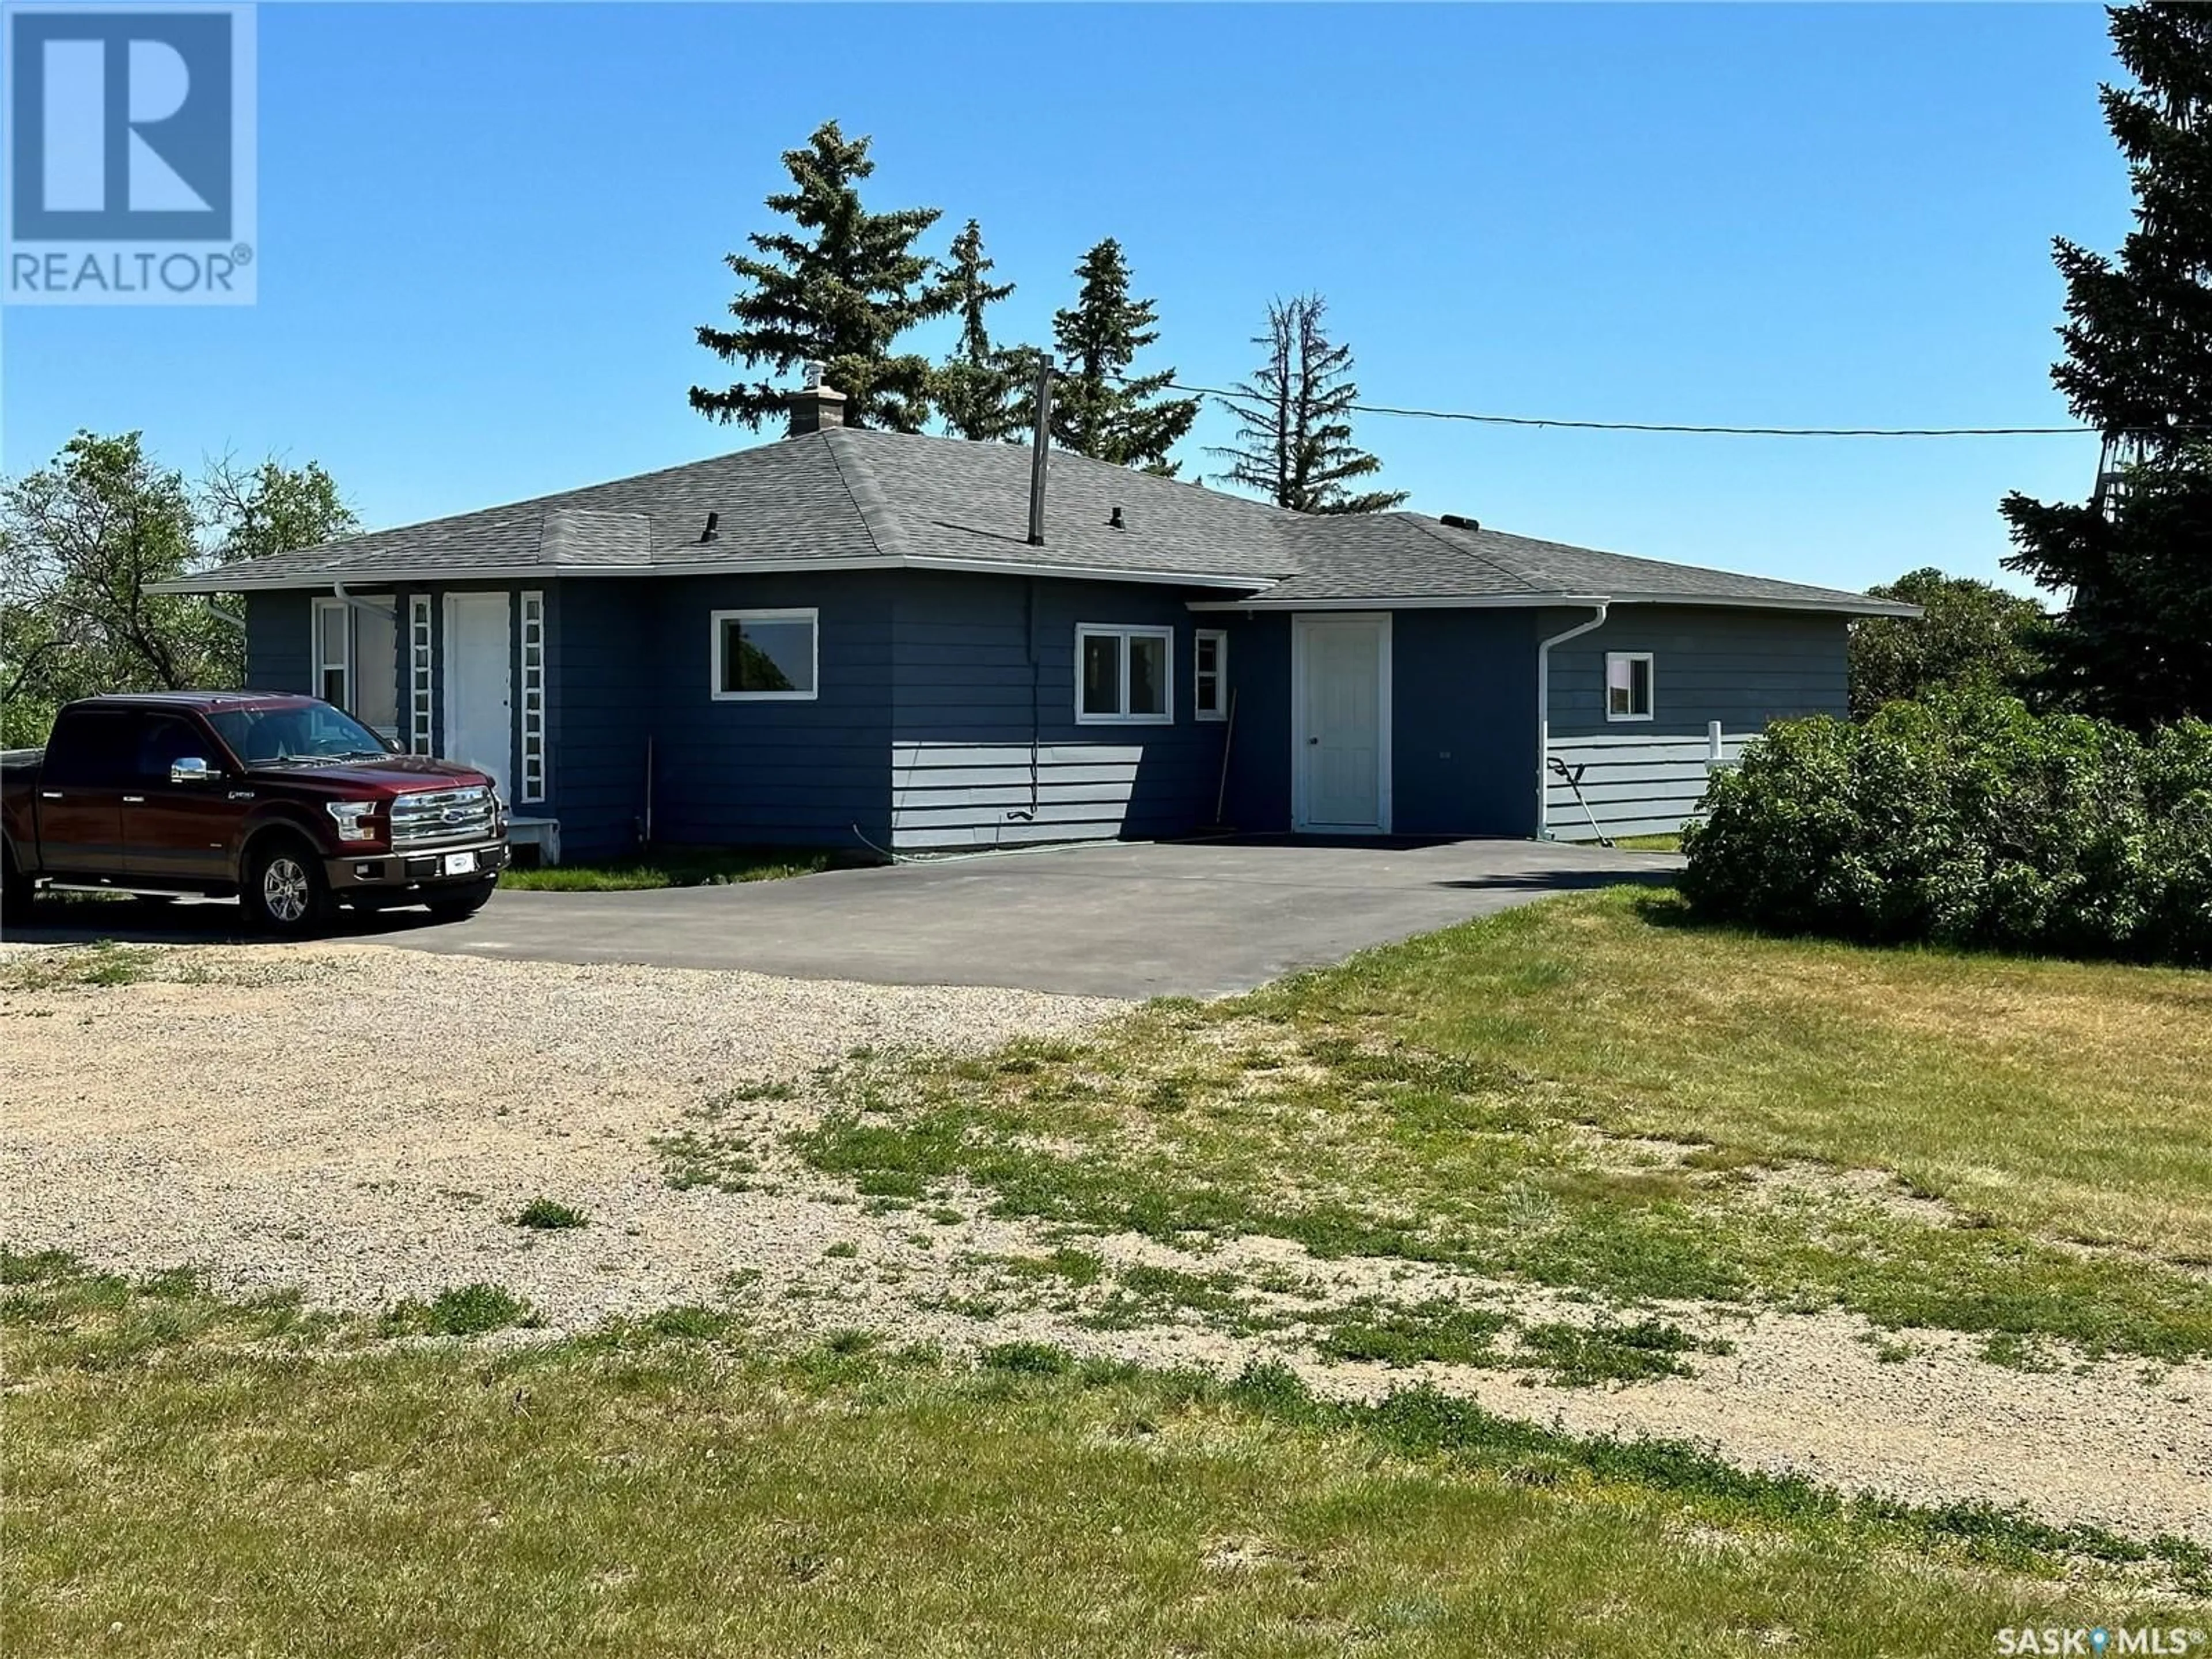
<box><xmin>442</xmin><ymin>592</ymin><xmax>513</xmax><ymax>799</ymax></box>
<box><xmin>1294</xmin><ymin>614</ymin><xmax>1391</xmax><ymax>834</ymax></box>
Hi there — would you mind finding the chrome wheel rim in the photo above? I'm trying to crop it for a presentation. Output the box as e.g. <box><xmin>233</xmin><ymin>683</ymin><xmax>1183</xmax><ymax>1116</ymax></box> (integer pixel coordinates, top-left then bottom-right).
<box><xmin>263</xmin><ymin>857</ymin><xmax>310</xmax><ymax>923</ymax></box>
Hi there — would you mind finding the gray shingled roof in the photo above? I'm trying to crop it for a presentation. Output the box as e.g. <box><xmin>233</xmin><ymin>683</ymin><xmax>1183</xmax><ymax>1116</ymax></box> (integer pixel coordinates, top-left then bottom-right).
<box><xmin>153</xmin><ymin>425</ymin><xmax>1915</xmax><ymax>616</ymax></box>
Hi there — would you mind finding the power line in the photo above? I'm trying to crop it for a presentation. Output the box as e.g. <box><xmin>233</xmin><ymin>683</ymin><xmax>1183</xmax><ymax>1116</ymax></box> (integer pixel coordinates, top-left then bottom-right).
<box><xmin>1140</xmin><ymin>378</ymin><xmax>2093</xmax><ymax>440</ymax></box>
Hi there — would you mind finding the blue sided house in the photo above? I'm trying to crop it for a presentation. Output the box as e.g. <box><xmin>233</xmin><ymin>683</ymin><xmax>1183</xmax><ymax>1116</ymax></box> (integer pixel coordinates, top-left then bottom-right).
<box><xmin>160</xmin><ymin>381</ymin><xmax>1913</xmax><ymax>863</ymax></box>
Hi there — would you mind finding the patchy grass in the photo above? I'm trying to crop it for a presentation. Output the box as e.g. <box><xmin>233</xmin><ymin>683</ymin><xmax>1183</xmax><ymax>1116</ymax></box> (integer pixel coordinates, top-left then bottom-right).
<box><xmin>377</xmin><ymin>1283</ymin><xmax>539</xmax><ymax>1338</ymax></box>
<box><xmin>512</xmin><ymin>1197</ymin><xmax>589</xmax><ymax>1231</ymax></box>
<box><xmin>1607</xmin><ymin>832</ymin><xmax>1684</xmax><ymax>853</ymax></box>
<box><xmin>499</xmin><ymin>844</ymin><xmax>874</xmax><ymax>892</ymax></box>
<box><xmin>1287</xmin><ymin>889</ymin><xmax>2212</xmax><ymax>1260</ymax></box>
<box><xmin>773</xmin><ymin>890</ymin><xmax>2212</xmax><ymax>1363</ymax></box>
<box><xmin>5</xmin><ymin>1262</ymin><xmax>2203</xmax><ymax>1657</ymax></box>
<box><xmin>0</xmin><ymin>940</ymin><xmax>163</xmax><ymax>990</ymax></box>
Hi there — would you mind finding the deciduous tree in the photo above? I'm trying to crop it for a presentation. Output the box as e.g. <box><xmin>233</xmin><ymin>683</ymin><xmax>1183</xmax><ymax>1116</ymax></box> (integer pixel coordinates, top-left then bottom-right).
<box><xmin>1847</xmin><ymin>568</ymin><xmax>2048</xmax><ymax>718</ymax></box>
<box><xmin>1</xmin><ymin>435</ymin><xmax>357</xmax><ymax>744</ymax></box>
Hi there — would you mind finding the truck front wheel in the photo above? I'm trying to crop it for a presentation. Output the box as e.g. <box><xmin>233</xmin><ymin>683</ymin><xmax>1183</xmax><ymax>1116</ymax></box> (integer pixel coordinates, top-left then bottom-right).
<box><xmin>243</xmin><ymin>835</ymin><xmax>334</xmax><ymax>936</ymax></box>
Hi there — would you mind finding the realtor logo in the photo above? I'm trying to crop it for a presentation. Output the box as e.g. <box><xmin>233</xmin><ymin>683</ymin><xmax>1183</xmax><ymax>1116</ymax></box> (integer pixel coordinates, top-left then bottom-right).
<box><xmin>5</xmin><ymin>2</ymin><xmax>256</xmax><ymax>303</ymax></box>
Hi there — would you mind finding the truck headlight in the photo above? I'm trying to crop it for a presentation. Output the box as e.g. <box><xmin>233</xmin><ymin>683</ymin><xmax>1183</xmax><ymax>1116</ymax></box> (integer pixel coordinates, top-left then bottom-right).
<box><xmin>325</xmin><ymin>801</ymin><xmax>379</xmax><ymax>842</ymax></box>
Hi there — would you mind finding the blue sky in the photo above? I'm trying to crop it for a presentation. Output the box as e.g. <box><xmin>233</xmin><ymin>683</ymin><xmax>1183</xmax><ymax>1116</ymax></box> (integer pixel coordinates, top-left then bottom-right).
<box><xmin>2</xmin><ymin>2</ymin><xmax>2126</xmax><ymax>593</ymax></box>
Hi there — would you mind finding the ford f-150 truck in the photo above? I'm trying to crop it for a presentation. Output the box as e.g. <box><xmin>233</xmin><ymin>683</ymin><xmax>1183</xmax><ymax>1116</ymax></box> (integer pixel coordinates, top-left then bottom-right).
<box><xmin>1</xmin><ymin>692</ymin><xmax>507</xmax><ymax>934</ymax></box>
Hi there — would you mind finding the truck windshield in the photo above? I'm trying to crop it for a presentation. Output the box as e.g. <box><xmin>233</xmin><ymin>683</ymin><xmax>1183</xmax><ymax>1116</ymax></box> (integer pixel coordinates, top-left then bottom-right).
<box><xmin>206</xmin><ymin>703</ymin><xmax>389</xmax><ymax>767</ymax></box>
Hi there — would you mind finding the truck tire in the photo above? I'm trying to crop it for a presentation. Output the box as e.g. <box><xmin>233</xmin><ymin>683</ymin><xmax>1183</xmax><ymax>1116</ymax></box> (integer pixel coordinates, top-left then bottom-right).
<box><xmin>243</xmin><ymin>834</ymin><xmax>334</xmax><ymax>936</ymax></box>
<box><xmin>426</xmin><ymin>877</ymin><xmax>497</xmax><ymax>921</ymax></box>
<box><xmin>1</xmin><ymin>844</ymin><xmax>30</xmax><ymax>927</ymax></box>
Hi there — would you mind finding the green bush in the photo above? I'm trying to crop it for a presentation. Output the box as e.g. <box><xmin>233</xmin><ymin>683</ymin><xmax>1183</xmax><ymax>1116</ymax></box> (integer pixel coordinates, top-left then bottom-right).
<box><xmin>1681</xmin><ymin>692</ymin><xmax>2212</xmax><ymax>967</ymax></box>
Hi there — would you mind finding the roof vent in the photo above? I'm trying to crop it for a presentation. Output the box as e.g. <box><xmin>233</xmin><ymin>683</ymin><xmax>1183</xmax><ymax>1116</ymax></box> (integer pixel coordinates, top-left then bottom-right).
<box><xmin>1440</xmin><ymin>513</ymin><xmax>1482</xmax><ymax>532</ymax></box>
<box><xmin>700</xmin><ymin>511</ymin><xmax>721</xmax><ymax>544</ymax></box>
<box><xmin>1108</xmin><ymin>506</ymin><xmax>1125</xmax><ymax>531</ymax></box>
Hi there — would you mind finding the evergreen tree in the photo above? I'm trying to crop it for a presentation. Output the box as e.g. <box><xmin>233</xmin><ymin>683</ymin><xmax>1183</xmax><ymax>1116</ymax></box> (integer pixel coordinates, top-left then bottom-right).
<box><xmin>1029</xmin><ymin>239</ymin><xmax>1200</xmax><ymax>474</ymax></box>
<box><xmin>1209</xmin><ymin>294</ymin><xmax>1406</xmax><ymax>514</ymax></box>
<box><xmin>1999</xmin><ymin>2</ymin><xmax>2212</xmax><ymax>723</ymax></box>
<box><xmin>932</xmin><ymin>220</ymin><xmax>1026</xmax><ymax>443</ymax></box>
<box><xmin>690</xmin><ymin>120</ymin><xmax>956</xmax><ymax>433</ymax></box>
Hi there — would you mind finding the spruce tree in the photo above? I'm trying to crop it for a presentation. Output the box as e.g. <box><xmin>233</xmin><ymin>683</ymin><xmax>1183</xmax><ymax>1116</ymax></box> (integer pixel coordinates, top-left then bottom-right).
<box><xmin>690</xmin><ymin>120</ymin><xmax>956</xmax><ymax>433</ymax></box>
<box><xmin>1030</xmin><ymin>239</ymin><xmax>1200</xmax><ymax>474</ymax></box>
<box><xmin>1999</xmin><ymin>2</ymin><xmax>2212</xmax><ymax>723</ymax></box>
<box><xmin>1209</xmin><ymin>294</ymin><xmax>1406</xmax><ymax>514</ymax></box>
<box><xmin>933</xmin><ymin>220</ymin><xmax>1026</xmax><ymax>443</ymax></box>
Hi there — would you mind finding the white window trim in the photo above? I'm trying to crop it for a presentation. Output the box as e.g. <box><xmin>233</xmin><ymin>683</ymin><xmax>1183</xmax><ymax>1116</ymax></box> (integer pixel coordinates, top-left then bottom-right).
<box><xmin>408</xmin><ymin>594</ymin><xmax>434</xmax><ymax>754</ymax></box>
<box><xmin>711</xmin><ymin>607</ymin><xmax>820</xmax><ymax>702</ymax></box>
<box><xmin>518</xmin><ymin>590</ymin><xmax>547</xmax><ymax>804</ymax></box>
<box><xmin>1074</xmin><ymin>623</ymin><xmax>1176</xmax><ymax>726</ymax></box>
<box><xmin>1194</xmin><ymin>628</ymin><xmax>1228</xmax><ymax>722</ymax></box>
<box><xmin>1605</xmin><ymin>650</ymin><xmax>1656</xmax><ymax>723</ymax></box>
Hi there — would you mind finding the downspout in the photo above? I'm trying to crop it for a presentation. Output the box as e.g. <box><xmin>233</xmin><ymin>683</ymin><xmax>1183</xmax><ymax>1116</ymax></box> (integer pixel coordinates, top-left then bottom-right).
<box><xmin>1535</xmin><ymin>602</ymin><xmax>1608</xmax><ymax>840</ymax></box>
<box><xmin>332</xmin><ymin>581</ymin><xmax>396</xmax><ymax>620</ymax></box>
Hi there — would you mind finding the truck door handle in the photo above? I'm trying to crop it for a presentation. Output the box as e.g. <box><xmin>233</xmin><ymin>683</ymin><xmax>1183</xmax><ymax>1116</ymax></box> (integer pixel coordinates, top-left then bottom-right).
<box><xmin>122</xmin><ymin>795</ymin><xmax>145</xmax><ymax>804</ymax></box>
<box><xmin>39</xmin><ymin>790</ymin><xmax>62</xmax><ymax>800</ymax></box>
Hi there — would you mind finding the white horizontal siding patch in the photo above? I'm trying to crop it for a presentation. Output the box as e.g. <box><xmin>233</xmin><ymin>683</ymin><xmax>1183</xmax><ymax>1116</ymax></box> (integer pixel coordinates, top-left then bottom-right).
<box><xmin>891</xmin><ymin>740</ymin><xmax>1141</xmax><ymax>851</ymax></box>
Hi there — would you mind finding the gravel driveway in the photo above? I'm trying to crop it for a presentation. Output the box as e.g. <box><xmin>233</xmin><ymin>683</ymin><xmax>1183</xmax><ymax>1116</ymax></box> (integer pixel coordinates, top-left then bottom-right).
<box><xmin>5</xmin><ymin>940</ymin><xmax>2206</xmax><ymax>1548</ymax></box>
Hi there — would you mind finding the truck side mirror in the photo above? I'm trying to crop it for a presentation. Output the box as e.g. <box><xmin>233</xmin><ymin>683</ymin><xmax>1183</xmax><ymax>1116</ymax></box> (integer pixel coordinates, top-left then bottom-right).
<box><xmin>169</xmin><ymin>757</ymin><xmax>214</xmax><ymax>785</ymax></box>
<box><xmin>381</xmin><ymin>733</ymin><xmax>403</xmax><ymax>755</ymax></box>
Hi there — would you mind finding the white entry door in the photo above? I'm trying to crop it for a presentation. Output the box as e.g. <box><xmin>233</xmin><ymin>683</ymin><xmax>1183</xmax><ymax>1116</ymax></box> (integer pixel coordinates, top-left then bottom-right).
<box><xmin>1294</xmin><ymin>614</ymin><xmax>1391</xmax><ymax>834</ymax></box>
<box><xmin>442</xmin><ymin>592</ymin><xmax>513</xmax><ymax>800</ymax></box>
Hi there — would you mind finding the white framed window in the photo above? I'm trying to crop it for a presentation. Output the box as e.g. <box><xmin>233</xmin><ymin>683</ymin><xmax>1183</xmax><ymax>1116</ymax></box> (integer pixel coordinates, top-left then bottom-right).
<box><xmin>1194</xmin><ymin>629</ymin><xmax>1228</xmax><ymax>721</ymax></box>
<box><xmin>1606</xmin><ymin>652</ymin><xmax>1655</xmax><ymax>722</ymax></box>
<box><xmin>518</xmin><ymin>590</ymin><xmax>546</xmax><ymax>804</ymax></box>
<box><xmin>310</xmin><ymin>594</ymin><xmax>400</xmax><ymax>737</ymax></box>
<box><xmin>408</xmin><ymin>595</ymin><xmax>434</xmax><ymax>754</ymax></box>
<box><xmin>1076</xmin><ymin>624</ymin><xmax>1174</xmax><ymax>725</ymax></box>
<box><xmin>712</xmin><ymin>608</ymin><xmax>818</xmax><ymax>701</ymax></box>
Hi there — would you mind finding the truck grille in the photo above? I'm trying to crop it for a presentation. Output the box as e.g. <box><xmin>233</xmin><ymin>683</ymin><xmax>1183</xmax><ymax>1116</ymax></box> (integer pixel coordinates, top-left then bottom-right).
<box><xmin>390</xmin><ymin>785</ymin><xmax>496</xmax><ymax>847</ymax></box>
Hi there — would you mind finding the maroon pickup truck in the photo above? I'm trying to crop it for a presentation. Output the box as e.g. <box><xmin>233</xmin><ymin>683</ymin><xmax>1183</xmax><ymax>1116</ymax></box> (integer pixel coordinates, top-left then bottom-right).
<box><xmin>1</xmin><ymin>692</ymin><xmax>508</xmax><ymax>934</ymax></box>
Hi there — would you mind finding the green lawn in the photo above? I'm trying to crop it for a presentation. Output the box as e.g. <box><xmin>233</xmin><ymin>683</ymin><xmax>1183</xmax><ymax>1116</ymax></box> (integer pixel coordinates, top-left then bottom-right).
<box><xmin>752</xmin><ymin>889</ymin><xmax>2212</xmax><ymax>1362</ymax></box>
<box><xmin>499</xmin><ymin>843</ymin><xmax>874</xmax><ymax>891</ymax></box>
<box><xmin>5</xmin><ymin>1257</ymin><xmax>2200</xmax><ymax>1658</ymax></box>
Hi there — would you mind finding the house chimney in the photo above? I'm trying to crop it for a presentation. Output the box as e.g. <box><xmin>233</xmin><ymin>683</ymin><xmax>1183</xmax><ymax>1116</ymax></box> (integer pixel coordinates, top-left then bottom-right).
<box><xmin>788</xmin><ymin>363</ymin><xmax>847</xmax><ymax>437</ymax></box>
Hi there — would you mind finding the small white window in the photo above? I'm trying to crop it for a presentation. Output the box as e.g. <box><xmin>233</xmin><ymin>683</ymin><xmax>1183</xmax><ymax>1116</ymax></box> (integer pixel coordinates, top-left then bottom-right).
<box><xmin>713</xmin><ymin>608</ymin><xmax>818</xmax><ymax>701</ymax></box>
<box><xmin>1606</xmin><ymin>652</ymin><xmax>1654</xmax><ymax>721</ymax></box>
<box><xmin>1195</xmin><ymin>629</ymin><xmax>1228</xmax><ymax>721</ymax></box>
<box><xmin>1075</xmin><ymin>624</ymin><xmax>1175</xmax><ymax>725</ymax></box>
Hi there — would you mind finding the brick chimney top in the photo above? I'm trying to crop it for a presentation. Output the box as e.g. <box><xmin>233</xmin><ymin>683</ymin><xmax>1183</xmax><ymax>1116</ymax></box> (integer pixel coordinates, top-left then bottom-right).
<box><xmin>787</xmin><ymin>365</ymin><xmax>847</xmax><ymax>437</ymax></box>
